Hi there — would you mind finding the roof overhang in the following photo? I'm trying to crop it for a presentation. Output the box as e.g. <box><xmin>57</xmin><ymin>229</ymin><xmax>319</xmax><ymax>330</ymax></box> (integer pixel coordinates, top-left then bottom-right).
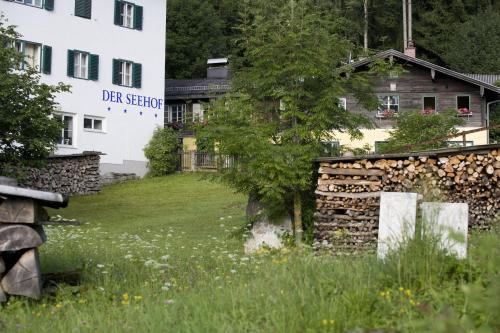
<box><xmin>348</xmin><ymin>49</ymin><xmax>500</xmax><ymax>95</ymax></box>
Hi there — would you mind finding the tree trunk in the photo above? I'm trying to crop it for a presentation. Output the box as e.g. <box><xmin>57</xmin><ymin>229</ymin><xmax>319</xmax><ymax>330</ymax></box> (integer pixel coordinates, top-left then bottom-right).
<box><xmin>293</xmin><ymin>192</ymin><xmax>303</xmax><ymax>245</ymax></box>
<box><xmin>403</xmin><ymin>0</ymin><xmax>408</xmax><ymax>49</ymax></box>
<box><xmin>363</xmin><ymin>0</ymin><xmax>369</xmax><ymax>53</ymax></box>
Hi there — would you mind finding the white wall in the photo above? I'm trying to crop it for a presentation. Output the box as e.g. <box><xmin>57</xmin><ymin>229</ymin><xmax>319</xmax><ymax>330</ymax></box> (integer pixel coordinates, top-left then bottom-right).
<box><xmin>1</xmin><ymin>0</ymin><xmax>166</xmax><ymax>174</ymax></box>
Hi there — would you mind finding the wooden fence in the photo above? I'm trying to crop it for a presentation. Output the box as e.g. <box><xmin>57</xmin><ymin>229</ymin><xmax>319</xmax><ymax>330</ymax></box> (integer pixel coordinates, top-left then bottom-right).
<box><xmin>177</xmin><ymin>151</ymin><xmax>234</xmax><ymax>172</ymax></box>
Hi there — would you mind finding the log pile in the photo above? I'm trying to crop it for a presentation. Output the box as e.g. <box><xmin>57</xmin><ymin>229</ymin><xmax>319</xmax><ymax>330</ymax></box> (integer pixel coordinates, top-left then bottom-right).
<box><xmin>19</xmin><ymin>151</ymin><xmax>102</xmax><ymax>195</ymax></box>
<box><xmin>0</xmin><ymin>177</ymin><xmax>67</xmax><ymax>301</ymax></box>
<box><xmin>314</xmin><ymin>145</ymin><xmax>500</xmax><ymax>253</ymax></box>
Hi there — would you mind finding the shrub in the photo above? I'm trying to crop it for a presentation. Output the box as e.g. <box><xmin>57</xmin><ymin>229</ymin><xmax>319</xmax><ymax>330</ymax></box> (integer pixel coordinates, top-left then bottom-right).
<box><xmin>380</xmin><ymin>109</ymin><xmax>465</xmax><ymax>153</ymax></box>
<box><xmin>143</xmin><ymin>127</ymin><xmax>181</xmax><ymax>176</ymax></box>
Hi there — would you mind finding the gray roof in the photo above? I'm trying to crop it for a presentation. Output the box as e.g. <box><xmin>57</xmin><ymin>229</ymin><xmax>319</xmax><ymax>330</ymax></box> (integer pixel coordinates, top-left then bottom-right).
<box><xmin>165</xmin><ymin>79</ymin><xmax>231</xmax><ymax>100</ymax></box>
<box><xmin>463</xmin><ymin>74</ymin><xmax>500</xmax><ymax>86</ymax></box>
<box><xmin>349</xmin><ymin>49</ymin><xmax>500</xmax><ymax>94</ymax></box>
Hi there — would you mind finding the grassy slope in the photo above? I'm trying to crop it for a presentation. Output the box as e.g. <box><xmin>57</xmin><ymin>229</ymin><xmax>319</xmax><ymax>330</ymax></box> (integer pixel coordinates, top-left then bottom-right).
<box><xmin>1</xmin><ymin>173</ymin><xmax>499</xmax><ymax>333</ymax></box>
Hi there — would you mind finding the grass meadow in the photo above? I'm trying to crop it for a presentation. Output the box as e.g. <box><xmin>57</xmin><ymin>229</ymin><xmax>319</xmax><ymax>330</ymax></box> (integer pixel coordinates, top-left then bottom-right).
<box><xmin>0</xmin><ymin>173</ymin><xmax>499</xmax><ymax>332</ymax></box>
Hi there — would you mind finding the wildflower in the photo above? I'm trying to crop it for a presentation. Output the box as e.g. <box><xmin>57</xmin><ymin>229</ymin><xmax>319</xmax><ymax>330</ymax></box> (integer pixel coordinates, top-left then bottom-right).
<box><xmin>97</xmin><ymin>264</ymin><xmax>105</xmax><ymax>268</ymax></box>
<box><xmin>399</xmin><ymin>287</ymin><xmax>404</xmax><ymax>292</ymax></box>
<box><xmin>55</xmin><ymin>303</ymin><xmax>62</xmax><ymax>309</ymax></box>
<box><xmin>124</xmin><ymin>254</ymin><xmax>133</xmax><ymax>259</ymax></box>
<box><xmin>405</xmin><ymin>289</ymin><xmax>412</xmax><ymax>298</ymax></box>
<box><xmin>134</xmin><ymin>295</ymin><xmax>143</xmax><ymax>301</ymax></box>
<box><xmin>164</xmin><ymin>299</ymin><xmax>174</xmax><ymax>305</ymax></box>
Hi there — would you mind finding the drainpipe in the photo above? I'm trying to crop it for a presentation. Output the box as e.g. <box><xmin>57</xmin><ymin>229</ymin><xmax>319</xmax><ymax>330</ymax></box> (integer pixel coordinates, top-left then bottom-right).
<box><xmin>486</xmin><ymin>99</ymin><xmax>500</xmax><ymax>144</ymax></box>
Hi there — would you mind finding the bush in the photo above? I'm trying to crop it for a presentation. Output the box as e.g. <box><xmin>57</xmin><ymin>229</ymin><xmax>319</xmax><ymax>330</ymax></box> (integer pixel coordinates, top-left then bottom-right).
<box><xmin>380</xmin><ymin>109</ymin><xmax>465</xmax><ymax>153</ymax></box>
<box><xmin>143</xmin><ymin>127</ymin><xmax>181</xmax><ymax>176</ymax></box>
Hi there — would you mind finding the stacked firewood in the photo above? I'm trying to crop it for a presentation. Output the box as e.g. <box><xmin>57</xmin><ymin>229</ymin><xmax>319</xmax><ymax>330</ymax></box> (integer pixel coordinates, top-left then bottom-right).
<box><xmin>0</xmin><ymin>177</ymin><xmax>66</xmax><ymax>302</ymax></box>
<box><xmin>314</xmin><ymin>147</ymin><xmax>500</xmax><ymax>252</ymax></box>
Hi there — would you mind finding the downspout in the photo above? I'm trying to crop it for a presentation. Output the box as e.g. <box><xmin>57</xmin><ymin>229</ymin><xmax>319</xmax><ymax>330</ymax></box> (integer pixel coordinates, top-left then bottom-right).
<box><xmin>486</xmin><ymin>99</ymin><xmax>500</xmax><ymax>144</ymax></box>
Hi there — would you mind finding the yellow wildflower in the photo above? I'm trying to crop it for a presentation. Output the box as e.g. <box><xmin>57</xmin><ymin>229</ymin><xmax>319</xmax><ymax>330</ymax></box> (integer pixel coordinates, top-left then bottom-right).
<box><xmin>134</xmin><ymin>295</ymin><xmax>143</xmax><ymax>301</ymax></box>
<box><xmin>405</xmin><ymin>289</ymin><xmax>412</xmax><ymax>297</ymax></box>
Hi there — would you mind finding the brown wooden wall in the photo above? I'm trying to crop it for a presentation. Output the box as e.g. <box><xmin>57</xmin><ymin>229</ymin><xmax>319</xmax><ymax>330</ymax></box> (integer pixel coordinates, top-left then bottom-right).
<box><xmin>345</xmin><ymin>63</ymin><xmax>486</xmax><ymax>128</ymax></box>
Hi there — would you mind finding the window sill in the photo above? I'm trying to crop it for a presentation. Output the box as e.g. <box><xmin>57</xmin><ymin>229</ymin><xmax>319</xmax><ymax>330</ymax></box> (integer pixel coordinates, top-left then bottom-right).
<box><xmin>57</xmin><ymin>145</ymin><xmax>78</xmax><ymax>149</ymax></box>
<box><xmin>84</xmin><ymin>129</ymin><xmax>106</xmax><ymax>134</ymax></box>
<box><xmin>13</xmin><ymin>3</ymin><xmax>43</xmax><ymax>9</ymax></box>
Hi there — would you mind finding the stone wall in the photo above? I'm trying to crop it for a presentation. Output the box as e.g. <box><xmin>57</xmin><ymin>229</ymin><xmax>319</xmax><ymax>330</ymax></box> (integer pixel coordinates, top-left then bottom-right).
<box><xmin>314</xmin><ymin>144</ymin><xmax>500</xmax><ymax>253</ymax></box>
<box><xmin>20</xmin><ymin>152</ymin><xmax>102</xmax><ymax>196</ymax></box>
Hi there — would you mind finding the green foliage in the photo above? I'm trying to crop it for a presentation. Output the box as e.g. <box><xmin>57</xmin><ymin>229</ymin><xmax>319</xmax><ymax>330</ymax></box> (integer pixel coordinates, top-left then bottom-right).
<box><xmin>380</xmin><ymin>109</ymin><xmax>465</xmax><ymax>153</ymax></box>
<box><xmin>1</xmin><ymin>175</ymin><xmax>500</xmax><ymax>332</ymax></box>
<box><xmin>198</xmin><ymin>0</ymin><xmax>375</xmax><ymax>219</ymax></box>
<box><xmin>0</xmin><ymin>19</ymin><xmax>69</xmax><ymax>174</ymax></box>
<box><xmin>143</xmin><ymin>127</ymin><xmax>181</xmax><ymax>176</ymax></box>
<box><xmin>441</xmin><ymin>11</ymin><xmax>500</xmax><ymax>73</ymax></box>
<box><xmin>490</xmin><ymin>103</ymin><xmax>500</xmax><ymax>143</ymax></box>
<box><xmin>165</xmin><ymin>0</ymin><xmax>227</xmax><ymax>79</ymax></box>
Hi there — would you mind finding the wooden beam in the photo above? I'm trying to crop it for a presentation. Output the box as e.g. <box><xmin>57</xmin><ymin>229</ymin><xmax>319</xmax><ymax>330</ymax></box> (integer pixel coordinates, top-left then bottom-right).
<box><xmin>319</xmin><ymin>167</ymin><xmax>385</xmax><ymax>177</ymax></box>
<box><xmin>318</xmin><ymin>179</ymin><xmax>382</xmax><ymax>186</ymax></box>
<box><xmin>0</xmin><ymin>185</ymin><xmax>66</xmax><ymax>208</ymax></box>
<box><xmin>315</xmin><ymin>190</ymin><xmax>382</xmax><ymax>199</ymax></box>
<box><xmin>480</xmin><ymin>86</ymin><xmax>485</xmax><ymax>97</ymax></box>
<box><xmin>431</xmin><ymin>69</ymin><xmax>436</xmax><ymax>80</ymax></box>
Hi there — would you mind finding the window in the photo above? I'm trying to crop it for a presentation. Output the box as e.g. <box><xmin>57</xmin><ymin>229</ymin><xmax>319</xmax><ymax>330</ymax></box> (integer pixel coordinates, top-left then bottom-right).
<box><xmin>112</xmin><ymin>59</ymin><xmax>141</xmax><ymax>88</ymax></box>
<box><xmin>75</xmin><ymin>0</ymin><xmax>92</xmax><ymax>19</ymax></box>
<box><xmin>74</xmin><ymin>52</ymin><xmax>88</xmax><ymax>79</ymax></box>
<box><xmin>378</xmin><ymin>95</ymin><xmax>399</xmax><ymax>113</ymax></box>
<box><xmin>339</xmin><ymin>98</ymin><xmax>347</xmax><ymax>110</ymax></box>
<box><xmin>83</xmin><ymin>116</ymin><xmax>104</xmax><ymax>131</ymax></box>
<box><xmin>457</xmin><ymin>95</ymin><xmax>470</xmax><ymax>110</ymax></box>
<box><xmin>122</xmin><ymin>3</ymin><xmax>134</xmax><ymax>28</ymax></box>
<box><xmin>321</xmin><ymin>141</ymin><xmax>341</xmax><ymax>157</ymax></box>
<box><xmin>169</xmin><ymin>105</ymin><xmax>186</xmax><ymax>123</ymax></box>
<box><xmin>121</xmin><ymin>61</ymin><xmax>132</xmax><ymax>86</ymax></box>
<box><xmin>423</xmin><ymin>96</ymin><xmax>437</xmax><ymax>111</ymax></box>
<box><xmin>14</xmin><ymin>40</ymin><xmax>41</xmax><ymax>70</ymax></box>
<box><xmin>67</xmin><ymin>50</ymin><xmax>99</xmax><ymax>81</ymax></box>
<box><xmin>114</xmin><ymin>1</ymin><xmax>143</xmax><ymax>30</ymax></box>
<box><xmin>54</xmin><ymin>114</ymin><xmax>74</xmax><ymax>146</ymax></box>
<box><xmin>15</xmin><ymin>0</ymin><xmax>43</xmax><ymax>8</ymax></box>
<box><xmin>447</xmin><ymin>140</ymin><xmax>474</xmax><ymax>148</ymax></box>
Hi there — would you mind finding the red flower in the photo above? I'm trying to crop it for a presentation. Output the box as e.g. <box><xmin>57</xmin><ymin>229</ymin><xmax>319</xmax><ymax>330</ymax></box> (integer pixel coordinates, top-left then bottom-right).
<box><xmin>458</xmin><ymin>108</ymin><xmax>471</xmax><ymax>115</ymax></box>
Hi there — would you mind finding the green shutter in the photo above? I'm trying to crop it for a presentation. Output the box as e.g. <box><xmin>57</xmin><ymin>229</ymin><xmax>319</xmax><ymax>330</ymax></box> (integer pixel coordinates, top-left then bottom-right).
<box><xmin>114</xmin><ymin>0</ymin><xmax>123</xmax><ymax>26</ymax></box>
<box><xmin>42</xmin><ymin>45</ymin><xmax>52</xmax><ymax>74</ymax></box>
<box><xmin>67</xmin><ymin>50</ymin><xmax>75</xmax><ymax>77</ymax></box>
<box><xmin>132</xmin><ymin>63</ymin><xmax>142</xmax><ymax>88</ymax></box>
<box><xmin>44</xmin><ymin>0</ymin><xmax>54</xmax><ymax>11</ymax></box>
<box><xmin>134</xmin><ymin>5</ymin><xmax>143</xmax><ymax>30</ymax></box>
<box><xmin>112</xmin><ymin>59</ymin><xmax>121</xmax><ymax>85</ymax></box>
<box><xmin>75</xmin><ymin>0</ymin><xmax>92</xmax><ymax>19</ymax></box>
<box><xmin>89</xmin><ymin>54</ymin><xmax>99</xmax><ymax>81</ymax></box>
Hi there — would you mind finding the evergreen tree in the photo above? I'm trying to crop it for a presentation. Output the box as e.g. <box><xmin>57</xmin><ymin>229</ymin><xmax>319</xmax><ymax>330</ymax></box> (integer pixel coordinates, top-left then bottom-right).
<box><xmin>441</xmin><ymin>11</ymin><xmax>500</xmax><ymax>73</ymax></box>
<box><xmin>166</xmin><ymin>0</ymin><xmax>226</xmax><ymax>79</ymax></box>
<box><xmin>198</xmin><ymin>0</ymin><xmax>376</xmax><ymax>243</ymax></box>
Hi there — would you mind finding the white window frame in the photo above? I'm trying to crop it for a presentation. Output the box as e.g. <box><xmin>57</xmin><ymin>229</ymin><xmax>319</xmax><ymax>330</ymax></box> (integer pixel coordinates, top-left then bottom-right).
<box><xmin>169</xmin><ymin>104</ymin><xmax>186</xmax><ymax>123</ymax></box>
<box><xmin>456</xmin><ymin>95</ymin><xmax>471</xmax><ymax>110</ymax></box>
<box><xmin>14</xmin><ymin>40</ymin><xmax>41</xmax><ymax>71</ymax></box>
<box><xmin>121</xmin><ymin>2</ymin><xmax>135</xmax><ymax>28</ymax></box>
<box><xmin>15</xmin><ymin>0</ymin><xmax>43</xmax><ymax>8</ymax></box>
<box><xmin>83</xmin><ymin>116</ymin><xmax>105</xmax><ymax>132</ymax></box>
<box><xmin>422</xmin><ymin>95</ymin><xmax>437</xmax><ymax>111</ymax></box>
<box><xmin>74</xmin><ymin>52</ymin><xmax>89</xmax><ymax>79</ymax></box>
<box><xmin>54</xmin><ymin>113</ymin><xmax>76</xmax><ymax>147</ymax></box>
<box><xmin>378</xmin><ymin>94</ymin><xmax>400</xmax><ymax>113</ymax></box>
<box><xmin>120</xmin><ymin>61</ymin><xmax>133</xmax><ymax>87</ymax></box>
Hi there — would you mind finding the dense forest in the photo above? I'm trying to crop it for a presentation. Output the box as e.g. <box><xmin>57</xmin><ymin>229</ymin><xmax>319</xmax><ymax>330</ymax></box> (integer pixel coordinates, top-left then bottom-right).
<box><xmin>166</xmin><ymin>0</ymin><xmax>500</xmax><ymax>79</ymax></box>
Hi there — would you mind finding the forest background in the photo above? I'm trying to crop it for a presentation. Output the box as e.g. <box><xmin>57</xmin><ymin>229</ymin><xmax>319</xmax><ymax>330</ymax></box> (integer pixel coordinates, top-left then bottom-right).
<box><xmin>166</xmin><ymin>0</ymin><xmax>500</xmax><ymax>80</ymax></box>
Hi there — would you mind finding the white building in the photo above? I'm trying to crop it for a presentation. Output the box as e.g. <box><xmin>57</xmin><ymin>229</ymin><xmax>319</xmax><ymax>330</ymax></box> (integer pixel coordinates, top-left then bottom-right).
<box><xmin>1</xmin><ymin>0</ymin><xmax>167</xmax><ymax>176</ymax></box>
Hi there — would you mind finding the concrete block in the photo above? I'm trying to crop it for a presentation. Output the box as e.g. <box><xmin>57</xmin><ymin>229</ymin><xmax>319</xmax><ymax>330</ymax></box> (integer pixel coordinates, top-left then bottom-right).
<box><xmin>377</xmin><ymin>192</ymin><xmax>418</xmax><ymax>259</ymax></box>
<box><xmin>421</xmin><ymin>202</ymin><xmax>468</xmax><ymax>259</ymax></box>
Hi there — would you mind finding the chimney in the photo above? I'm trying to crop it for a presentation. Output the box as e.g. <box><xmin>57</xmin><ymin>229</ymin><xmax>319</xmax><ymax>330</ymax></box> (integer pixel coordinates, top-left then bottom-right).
<box><xmin>207</xmin><ymin>58</ymin><xmax>230</xmax><ymax>79</ymax></box>
<box><xmin>404</xmin><ymin>40</ymin><xmax>416</xmax><ymax>58</ymax></box>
